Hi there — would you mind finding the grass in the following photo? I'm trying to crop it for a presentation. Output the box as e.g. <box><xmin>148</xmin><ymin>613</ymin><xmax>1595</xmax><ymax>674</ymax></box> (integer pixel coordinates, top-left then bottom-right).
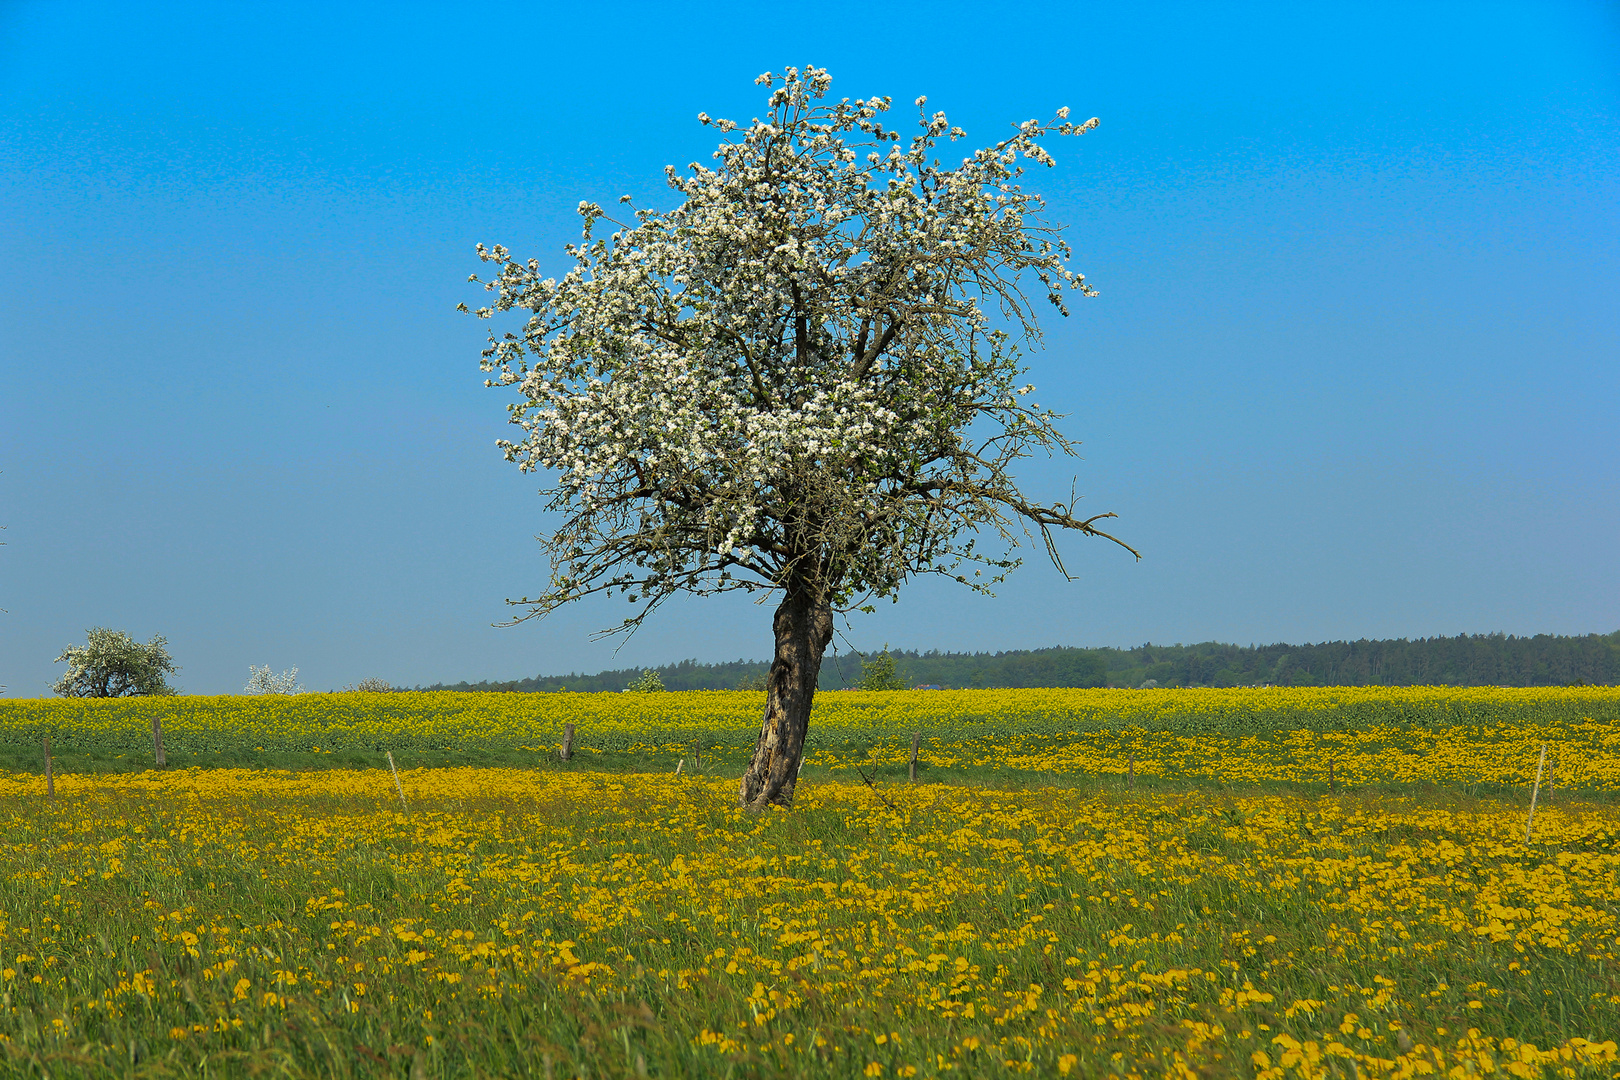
<box><xmin>0</xmin><ymin>755</ymin><xmax>1617</xmax><ymax>1078</ymax></box>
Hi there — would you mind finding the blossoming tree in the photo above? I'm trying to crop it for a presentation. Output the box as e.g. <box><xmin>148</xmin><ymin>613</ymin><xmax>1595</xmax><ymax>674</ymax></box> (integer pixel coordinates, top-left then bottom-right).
<box><xmin>465</xmin><ymin>67</ymin><xmax>1137</xmax><ymax>809</ymax></box>
<box><xmin>52</xmin><ymin>628</ymin><xmax>178</xmax><ymax>697</ymax></box>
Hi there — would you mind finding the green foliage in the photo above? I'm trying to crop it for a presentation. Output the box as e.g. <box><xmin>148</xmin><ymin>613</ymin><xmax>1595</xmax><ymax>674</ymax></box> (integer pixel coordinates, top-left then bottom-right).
<box><xmin>51</xmin><ymin>628</ymin><xmax>177</xmax><ymax>698</ymax></box>
<box><xmin>627</xmin><ymin>669</ymin><xmax>666</xmax><ymax>693</ymax></box>
<box><xmin>424</xmin><ymin>631</ymin><xmax>1620</xmax><ymax>692</ymax></box>
<box><xmin>432</xmin><ymin>657</ymin><xmax>771</xmax><ymax>693</ymax></box>
<box><xmin>857</xmin><ymin>646</ymin><xmax>907</xmax><ymax>691</ymax></box>
<box><xmin>734</xmin><ymin>671</ymin><xmax>768</xmax><ymax>691</ymax></box>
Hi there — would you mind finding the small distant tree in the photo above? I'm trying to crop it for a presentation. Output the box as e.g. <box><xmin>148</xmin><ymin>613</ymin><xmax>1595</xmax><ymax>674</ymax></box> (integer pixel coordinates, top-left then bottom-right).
<box><xmin>341</xmin><ymin>678</ymin><xmax>393</xmax><ymax>693</ymax></box>
<box><xmin>245</xmin><ymin>665</ymin><xmax>304</xmax><ymax>695</ymax></box>
<box><xmin>735</xmin><ymin>670</ymin><xmax>769</xmax><ymax>692</ymax></box>
<box><xmin>467</xmin><ymin>67</ymin><xmax>1135</xmax><ymax>809</ymax></box>
<box><xmin>628</xmin><ymin>669</ymin><xmax>666</xmax><ymax>692</ymax></box>
<box><xmin>52</xmin><ymin>628</ymin><xmax>178</xmax><ymax>697</ymax></box>
<box><xmin>857</xmin><ymin>646</ymin><xmax>907</xmax><ymax>691</ymax></box>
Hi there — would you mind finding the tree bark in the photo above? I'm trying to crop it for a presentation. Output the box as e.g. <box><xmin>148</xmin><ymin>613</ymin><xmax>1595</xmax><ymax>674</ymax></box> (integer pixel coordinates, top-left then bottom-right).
<box><xmin>738</xmin><ymin>587</ymin><xmax>833</xmax><ymax>810</ymax></box>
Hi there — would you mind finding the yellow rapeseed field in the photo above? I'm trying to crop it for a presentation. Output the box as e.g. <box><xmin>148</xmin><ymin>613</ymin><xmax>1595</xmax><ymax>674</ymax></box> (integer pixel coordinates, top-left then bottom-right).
<box><xmin>3</xmin><ymin>687</ymin><xmax>1619</xmax><ymax>792</ymax></box>
<box><xmin>1</xmin><ymin>764</ymin><xmax>1616</xmax><ymax>1077</ymax></box>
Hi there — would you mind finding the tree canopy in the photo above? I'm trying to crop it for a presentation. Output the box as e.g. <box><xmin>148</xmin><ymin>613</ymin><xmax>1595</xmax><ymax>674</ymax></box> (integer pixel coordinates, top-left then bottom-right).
<box><xmin>51</xmin><ymin>628</ymin><xmax>178</xmax><ymax>697</ymax></box>
<box><xmin>421</xmin><ymin>631</ymin><xmax>1620</xmax><ymax>693</ymax></box>
<box><xmin>466</xmin><ymin>67</ymin><xmax>1132</xmax><ymax>807</ymax></box>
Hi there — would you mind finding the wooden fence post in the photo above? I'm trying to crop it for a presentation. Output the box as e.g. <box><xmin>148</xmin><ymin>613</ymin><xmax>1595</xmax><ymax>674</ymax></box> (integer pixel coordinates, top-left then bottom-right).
<box><xmin>560</xmin><ymin>723</ymin><xmax>575</xmax><ymax>763</ymax></box>
<box><xmin>1127</xmin><ymin>753</ymin><xmax>1136</xmax><ymax>790</ymax></box>
<box><xmin>44</xmin><ymin>735</ymin><xmax>54</xmax><ymax>801</ymax></box>
<box><xmin>909</xmin><ymin>732</ymin><xmax>920</xmax><ymax>783</ymax></box>
<box><xmin>694</xmin><ymin>740</ymin><xmax>702</xmax><ymax>770</ymax></box>
<box><xmin>1327</xmin><ymin>759</ymin><xmax>1335</xmax><ymax>793</ymax></box>
<box><xmin>386</xmin><ymin>751</ymin><xmax>407</xmax><ymax>811</ymax></box>
<box><xmin>151</xmin><ymin>715</ymin><xmax>167</xmax><ymax>768</ymax></box>
<box><xmin>1525</xmin><ymin>743</ymin><xmax>1547</xmax><ymax>844</ymax></box>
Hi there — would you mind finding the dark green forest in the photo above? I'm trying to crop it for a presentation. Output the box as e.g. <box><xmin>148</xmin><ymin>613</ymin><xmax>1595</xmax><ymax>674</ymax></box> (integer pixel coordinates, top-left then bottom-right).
<box><xmin>421</xmin><ymin>630</ymin><xmax>1620</xmax><ymax>693</ymax></box>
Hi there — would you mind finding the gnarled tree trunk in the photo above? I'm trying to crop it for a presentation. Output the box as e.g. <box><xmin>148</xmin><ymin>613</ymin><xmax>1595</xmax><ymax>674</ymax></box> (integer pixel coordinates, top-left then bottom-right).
<box><xmin>738</xmin><ymin>587</ymin><xmax>833</xmax><ymax>810</ymax></box>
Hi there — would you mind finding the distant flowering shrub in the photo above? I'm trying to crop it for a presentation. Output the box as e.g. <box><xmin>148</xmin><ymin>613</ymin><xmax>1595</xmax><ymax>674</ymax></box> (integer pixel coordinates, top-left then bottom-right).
<box><xmin>244</xmin><ymin>665</ymin><xmax>304</xmax><ymax>695</ymax></box>
<box><xmin>51</xmin><ymin>628</ymin><xmax>178</xmax><ymax>697</ymax></box>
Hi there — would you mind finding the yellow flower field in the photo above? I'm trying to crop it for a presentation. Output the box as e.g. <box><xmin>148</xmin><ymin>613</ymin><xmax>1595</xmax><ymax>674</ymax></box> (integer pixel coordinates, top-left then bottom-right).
<box><xmin>1</xmin><ymin>766</ymin><xmax>1616</xmax><ymax>1077</ymax></box>
<box><xmin>809</xmin><ymin>720</ymin><xmax>1620</xmax><ymax>793</ymax></box>
<box><xmin>4</xmin><ymin>688</ymin><xmax>1619</xmax><ymax>796</ymax></box>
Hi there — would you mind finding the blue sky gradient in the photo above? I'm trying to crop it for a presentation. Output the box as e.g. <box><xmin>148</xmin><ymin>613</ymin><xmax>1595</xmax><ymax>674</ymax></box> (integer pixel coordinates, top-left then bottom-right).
<box><xmin>2</xmin><ymin>1</ymin><xmax>1616</xmax><ymax>694</ymax></box>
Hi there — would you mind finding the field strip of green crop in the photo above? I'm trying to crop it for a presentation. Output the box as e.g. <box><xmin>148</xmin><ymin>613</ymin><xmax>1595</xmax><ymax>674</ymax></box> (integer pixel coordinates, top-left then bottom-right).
<box><xmin>4</xmin><ymin>689</ymin><xmax>1619</xmax><ymax>796</ymax></box>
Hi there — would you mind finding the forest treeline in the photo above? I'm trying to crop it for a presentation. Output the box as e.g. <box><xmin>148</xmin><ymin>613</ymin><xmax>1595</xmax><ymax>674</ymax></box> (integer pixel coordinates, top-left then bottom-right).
<box><xmin>420</xmin><ymin>631</ymin><xmax>1620</xmax><ymax>693</ymax></box>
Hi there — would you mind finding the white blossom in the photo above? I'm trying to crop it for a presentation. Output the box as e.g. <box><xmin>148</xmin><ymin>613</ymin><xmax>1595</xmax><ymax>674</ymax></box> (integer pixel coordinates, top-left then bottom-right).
<box><xmin>465</xmin><ymin>66</ymin><xmax>1133</xmax><ymax>636</ymax></box>
<box><xmin>245</xmin><ymin>665</ymin><xmax>304</xmax><ymax>695</ymax></box>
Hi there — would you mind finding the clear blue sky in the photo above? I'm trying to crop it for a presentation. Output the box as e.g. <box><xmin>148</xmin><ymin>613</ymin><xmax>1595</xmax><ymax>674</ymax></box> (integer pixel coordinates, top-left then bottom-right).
<box><xmin>2</xmin><ymin>1</ymin><xmax>1616</xmax><ymax>695</ymax></box>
